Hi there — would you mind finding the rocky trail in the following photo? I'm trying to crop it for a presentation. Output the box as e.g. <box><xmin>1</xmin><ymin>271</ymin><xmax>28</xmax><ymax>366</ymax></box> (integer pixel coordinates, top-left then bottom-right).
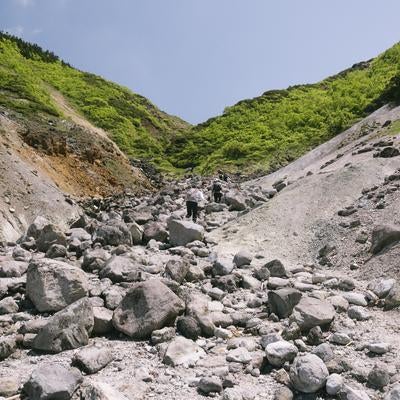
<box><xmin>0</xmin><ymin>107</ymin><xmax>400</xmax><ymax>400</ymax></box>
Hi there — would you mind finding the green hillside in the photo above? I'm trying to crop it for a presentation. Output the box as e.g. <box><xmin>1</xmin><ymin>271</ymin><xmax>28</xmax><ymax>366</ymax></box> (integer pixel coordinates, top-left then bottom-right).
<box><xmin>1</xmin><ymin>32</ymin><xmax>400</xmax><ymax>176</ymax></box>
<box><xmin>0</xmin><ymin>32</ymin><xmax>189</xmax><ymax>171</ymax></box>
<box><xmin>168</xmin><ymin>43</ymin><xmax>400</xmax><ymax>174</ymax></box>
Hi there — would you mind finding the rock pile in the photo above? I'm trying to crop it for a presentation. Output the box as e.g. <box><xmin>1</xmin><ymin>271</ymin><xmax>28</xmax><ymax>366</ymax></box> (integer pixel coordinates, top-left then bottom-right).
<box><xmin>0</xmin><ymin>176</ymin><xmax>398</xmax><ymax>399</ymax></box>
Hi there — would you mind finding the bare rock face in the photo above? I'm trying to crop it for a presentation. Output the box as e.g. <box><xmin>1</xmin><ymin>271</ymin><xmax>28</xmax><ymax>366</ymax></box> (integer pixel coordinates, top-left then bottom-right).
<box><xmin>32</xmin><ymin>297</ymin><xmax>94</xmax><ymax>353</ymax></box>
<box><xmin>291</xmin><ymin>297</ymin><xmax>335</xmax><ymax>331</ymax></box>
<box><xmin>112</xmin><ymin>279</ymin><xmax>184</xmax><ymax>339</ymax></box>
<box><xmin>26</xmin><ymin>258</ymin><xmax>88</xmax><ymax>312</ymax></box>
<box><xmin>167</xmin><ymin>219</ymin><xmax>204</xmax><ymax>246</ymax></box>
<box><xmin>23</xmin><ymin>364</ymin><xmax>82</xmax><ymax>400</ymax></box>
<box><xmin>370</xmin><ymin>224</ymin><xmax>400</xmax><ymax>254</ymax></box>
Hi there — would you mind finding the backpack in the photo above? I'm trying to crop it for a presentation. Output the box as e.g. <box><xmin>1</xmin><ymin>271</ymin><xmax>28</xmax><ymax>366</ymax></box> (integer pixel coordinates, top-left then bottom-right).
<box><xmin>213</xmin><ymin>183</ymin><xmax>222</xmax><ymax>192</ymax></box>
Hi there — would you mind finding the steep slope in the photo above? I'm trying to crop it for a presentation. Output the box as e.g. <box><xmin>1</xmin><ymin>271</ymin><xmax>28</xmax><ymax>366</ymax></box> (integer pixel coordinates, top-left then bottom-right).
<box><xmin>168</xmin><ymin>43</ymin><xmax>400</xmax><ymax>174</ymax></box>
<box><xmin>0</xmin><ymin>32</ymin><xmax>190</xmax><ymax>171</ymax></box>
<box><xmin>209</xmin><ymin>104</ymin><xmax>400</xmax><ymax>269</ymax></box>
<box><xmin>0</xmin><ymin>112</ymin><xmax>82</xmax><ymax>241</ymax></box>
<box><xmin>0</xmin><ymin>33</ymin><xmax>176</xmax><ymax>241</ymax></box>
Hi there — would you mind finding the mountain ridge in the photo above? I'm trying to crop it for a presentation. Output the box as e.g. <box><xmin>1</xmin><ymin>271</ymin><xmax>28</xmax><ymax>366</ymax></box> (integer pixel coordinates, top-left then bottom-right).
<box><xmin>1</xmin><ymin>32</ymin><xmax>400</xmax><ymax>177</ymax></box>
<box><xmin>168</xmin><ymin>42</ymin><xmax>400</xmax><ymax>173</ymax></box>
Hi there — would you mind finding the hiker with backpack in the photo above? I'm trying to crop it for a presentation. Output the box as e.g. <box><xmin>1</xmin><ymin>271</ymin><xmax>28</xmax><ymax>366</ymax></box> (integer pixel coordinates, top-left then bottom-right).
<box><xmin>211</xmin><ymin>179</ymin><xmax>223</xmax><ymax>203</ymax></box>
<box><xmin>185</xmin><ymin>183</ymin><xmax>205</xmax><ymax>222</ymax></box>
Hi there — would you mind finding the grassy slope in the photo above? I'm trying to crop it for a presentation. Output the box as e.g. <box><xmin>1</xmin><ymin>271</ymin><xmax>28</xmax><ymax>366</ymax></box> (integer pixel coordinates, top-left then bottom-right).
<box><xmin>0</xmin><ymin>32</ymin><xmax>189</xmax><ymax>172</ymax></box>
<box><xmin>168</xmin><ymin>43</ymin><xmax>400</xmax><ymax>174</ymax></box>
<box><xmin>1</xmin><ymin>32</ymin><xmax>400</xmax><ymax>176</ymax></box>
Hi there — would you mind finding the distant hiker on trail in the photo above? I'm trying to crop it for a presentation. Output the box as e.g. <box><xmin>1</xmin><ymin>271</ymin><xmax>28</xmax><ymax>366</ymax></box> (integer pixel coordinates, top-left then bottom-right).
<box><xmin>185</xmin><ymin>184</ymin><xmax>205</xmax><ymax>223</ymax></box>
<box><xmin>218</xmin><ymin>170</ymin><xmax>229</xmax><ymax>182</ymax></box>
<box><xmin>211</xmin><ymin>179</ymin><xmax>223</xmax><ymax>203</ymax></box>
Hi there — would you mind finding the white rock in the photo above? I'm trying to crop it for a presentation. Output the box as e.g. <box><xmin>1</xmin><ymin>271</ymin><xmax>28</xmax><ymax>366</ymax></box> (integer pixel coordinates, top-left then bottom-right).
<box><xmin>163</xmin><ymin>336</ymin><xmax>205</xmax><ymax>367</ymax></box>
<box><xmin>326</xmin><ymin>373</ymin><xmax>344</xmax><ymax>395</ymax></box>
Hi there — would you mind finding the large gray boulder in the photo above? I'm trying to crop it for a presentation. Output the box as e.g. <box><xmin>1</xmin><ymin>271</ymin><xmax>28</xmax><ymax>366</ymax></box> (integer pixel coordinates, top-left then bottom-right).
<box><xmin>213</xmin><ymin>258</ymin><xmax>234</xmax><ymax>276</ymax></box>
<box><xmin>167</xmin><ymin>219</ymin><xmax>204</xmax><ymax>246</ymax></box>
<box><xmin>142</xmin><ymin>222</ymin><xmax>168</xmax><ymax>244</ymax></box>
<box><xmin>112</xmin><ymin>280</ymin><xmax>184</xmax><ymax>339</ymax></box>
<box><xmin>93</xmin><ymin>220</ymin><xmax>132</xmax><ymax>246</ymax></box>
<box><xmin>385</xmin><ymin>283</ymin><xmax>400</xmax><ymax>310</ymax></box>
<box><xmin>348</xmin><ymin>305</ymin><xmax>371</xmax><ymax>321</ymax></box>
<box><xmin>99</xmin><ymin>255</ymin><xmax>141</xmax><ymax>283</ymax></box>
<box><xmin>291</xmin><ymin>297</ymin><xmax>335</xmax><ymax>330</ymax></box>
<box><xmin>367</xmin><ymin>278</ymin><xmax>396</xmax><ymax>298</ymax></box>
<box><xmin>186</xmin><ymin>293</ymin><xmax>216</xmax><ymax>337</ymax></box>
<box><xmin>0</xmin><ymin>260</ymin><xmax>28</xmax><ymax>277</ymax></box>
<box><xmin>0</xmin><ymin>336</ymin><xmax>16</xmax><ymax>361</ymax></box>
<box><xmin>165</xmin><ymin>259</ymin><xmax>190</xmax><ymax>283</ymax></box>
<box><xmin>72</xmin><ymin>345</ymin><xmax>113</xmax><ymax>374</ymax></box>
<box><xmin>268</xmin><ymin>288</ymin><xmax>302</xmax><ymax>318</ymax></box>
<box><xmin>23</xmin><ymin>364</ymin><xmax>82</xmax><ymax>400</ymax></box>
<box><xmin>370</xmin><ymin>225</ymin><xmax>400</xmax><ymax>254</ymax></box>
<box><xmin>265</xmin><ymin>340</ymin><xmax>298</xmax><ymax>367</ymax></box>
<box><xmin>224</xmin><ymin>191</ymin><xmax>246</xmax><ymax>211</ymax></box>
<box><xmin>93</xmin><ymin>307</ymin><xmax>113</xmax><ymax>335</ymax></box>
<box><xmin>32</xmin><ymin>297</ymin><xmax>94</xmax><ymax>353</ymax></box>
<box><xmin>35</xmin><ymin>224</ymin><xmax>67</xmax><ymax>253</ymax></box>
<box><xmin>265</xmin><ymin>259</ymin><xmax>288</xmax><ymax>278</ymax></box>
<box><xmin>26</xmin><ymin>258</ymin><xmax>88</xmax><ymax>312</ymax></box>
<box><xmin>289</xmin><ymin>354</ymin><xmax>329</xmax><ymax>393</ymax></box>
<box><xmin>233</xmin><ymin>250</ymin><xmax>253</xmax><ymax>267</ymax></box>
<box><xmin>82</xmin><ymin>247</ymin><xmax>111</xmax><ymax>271</ymax></box>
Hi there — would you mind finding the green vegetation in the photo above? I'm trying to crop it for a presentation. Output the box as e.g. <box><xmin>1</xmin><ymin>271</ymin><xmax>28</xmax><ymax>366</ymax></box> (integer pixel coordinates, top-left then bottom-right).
<box><xmin>1</xmin><ymin>32</ymin><xmax>400</xmax><ymax>176</ymax></box>
<box><xmin>385</xmin><ymin>119</ymin><xmax>400</xmax><ymax>136</ymax></box>
<box><xmin>0</xmin><ymin>32</ymin><xmax>189</xmax><ymax>172</ymax></box>
<box><xmin>168</xmin><ymin>45</ymin><xmax>400</xmax><ymax>174</ymax></box>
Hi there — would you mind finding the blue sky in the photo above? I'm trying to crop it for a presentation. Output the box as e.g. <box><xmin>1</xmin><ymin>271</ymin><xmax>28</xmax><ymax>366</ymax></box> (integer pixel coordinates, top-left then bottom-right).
<box><xmin>1</xmin><ymin>0</ymin><xmax>400</xmax><ymax>124</ymax></box>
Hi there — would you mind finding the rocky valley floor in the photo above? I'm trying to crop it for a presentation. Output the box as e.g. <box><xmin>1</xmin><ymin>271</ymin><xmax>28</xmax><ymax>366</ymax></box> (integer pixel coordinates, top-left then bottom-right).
<box><xmin>0</xmin><ymin>107</ymin><xmax>400</xmax><ymax>400</ymax></box>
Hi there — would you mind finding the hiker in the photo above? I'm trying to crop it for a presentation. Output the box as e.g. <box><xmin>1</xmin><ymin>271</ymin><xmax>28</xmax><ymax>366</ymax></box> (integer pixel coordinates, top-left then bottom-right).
<box><xmin>218</xmin><ymin>170</ymin><xmax>229</xmax><ymax>182</ymax></box>
<box><xmin>185</xmin><ymin>184</ymin><xmax>205</xmax><ymax>222</ymax></box>
<box><xmin>211</xmin><ymin>179</ymin><xmax>223</xmax><ymax>203</ymax></box>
